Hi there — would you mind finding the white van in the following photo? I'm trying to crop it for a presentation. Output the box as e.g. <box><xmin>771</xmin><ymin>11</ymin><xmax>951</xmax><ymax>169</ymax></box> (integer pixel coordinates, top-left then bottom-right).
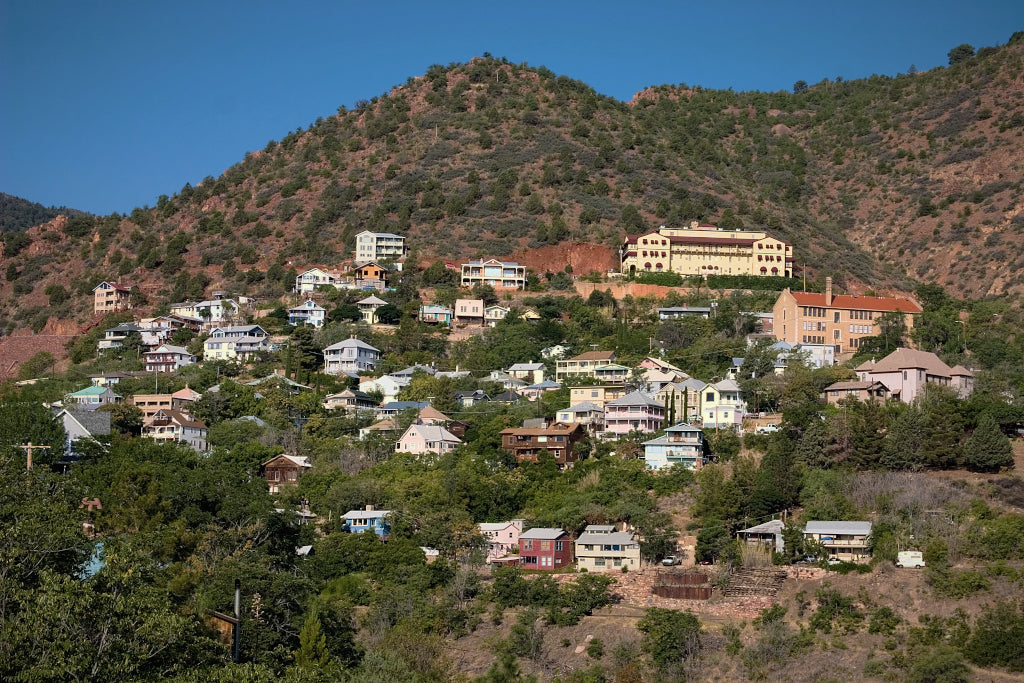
<box><xmin>896</xmin><ymin>551</ymin><xmax>925</xmax><ymax>568</ymax></box>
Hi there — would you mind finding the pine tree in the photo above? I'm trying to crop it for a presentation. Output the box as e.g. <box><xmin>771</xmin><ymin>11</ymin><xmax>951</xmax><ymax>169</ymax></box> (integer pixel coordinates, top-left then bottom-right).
<box><xmin>295</xmin><ymin>608</ymin><xmax>331</xmax><ymax>669</ymax></box>
<box><xmin>963</xmin><ymin>413</ymin><xmax>1014</xmax><ymax>472</ymax></box>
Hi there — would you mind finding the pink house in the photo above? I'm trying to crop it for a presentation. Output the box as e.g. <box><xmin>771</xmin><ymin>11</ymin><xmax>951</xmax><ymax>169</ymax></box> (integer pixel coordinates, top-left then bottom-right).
<box><xmin>604</xmin><ymin>390</ymin><xmax>666</xmax><ymax>435</ymax></box>
<box><xmin>856</xmin><ymin>348</ymin><xmax>974</xmax><ymax>404</ymax></box>
<box><xmin>479</xmin><ymin>519</ymin><xmax>525</xmax><ymax>562</ymax></box>
<box><xmin>395</xmin><ymin>423</ymin><xmax>462</xmax><ymax>455</ymax></box>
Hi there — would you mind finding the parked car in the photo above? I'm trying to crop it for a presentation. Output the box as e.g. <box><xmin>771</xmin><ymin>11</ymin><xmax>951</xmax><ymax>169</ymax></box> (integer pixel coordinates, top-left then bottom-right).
<box><xmin>756</xmin><ymin>424</ymin><xmax>779</xmax><ymax>434</ymax></box>
<box><xmin>794</xmin><ymin>554</ymin><xmax>818</xmax><ymax>565</ymax></box>
<box><xmin>661</xmin><ymin>555</ymin><xmax>682</xmax><ymax>566</ymax></box>
<box><xmin>826</xmin><ymin>557</ymin><xmax>842</xmax><ymax>566</ymax></box>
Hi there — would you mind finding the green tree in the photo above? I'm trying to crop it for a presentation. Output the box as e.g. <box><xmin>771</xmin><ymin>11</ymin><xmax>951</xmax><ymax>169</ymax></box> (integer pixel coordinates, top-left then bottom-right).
<box><xmin>962</xmin><ymin>412</ymin><xmax>1014</xmax><ymax>472</ymax></box>
<box><xmin>295</xmin><ymin>607</ymin><xmax>331</xmax><ymax>669</ymax></box>
<box><xmin>793</xmin><ymin>80</ymin><xmax>809</xmax><ymax>94</ymax></box>
<box><xmin>637</xmin><ymin>607</ymin><xmax>703</xmax><ymax>668</ymax></box>
<box><xmin>947</xmin><ymin>43</ymin><xmax>975</xmax><ymax>65</ymax></box>
<box><xmin>907</xmin><ymin>646</ymin><xmax>970</xmax><ymax>683</ymax></box>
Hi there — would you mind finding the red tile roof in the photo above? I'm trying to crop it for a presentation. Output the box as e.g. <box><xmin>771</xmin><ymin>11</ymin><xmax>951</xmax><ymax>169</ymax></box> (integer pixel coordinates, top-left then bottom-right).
<box><xmin>790</xmin><ymin>291</ymin><xmax>922</xmax><ymax>313</ymax></box>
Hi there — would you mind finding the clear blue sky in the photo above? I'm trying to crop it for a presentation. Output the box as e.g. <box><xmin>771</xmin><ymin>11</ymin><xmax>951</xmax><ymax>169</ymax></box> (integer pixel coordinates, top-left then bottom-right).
<box><xmin>2</xmin><ymin>1</ymin><xmax>1022</xmax><ymax>215</ymax></box>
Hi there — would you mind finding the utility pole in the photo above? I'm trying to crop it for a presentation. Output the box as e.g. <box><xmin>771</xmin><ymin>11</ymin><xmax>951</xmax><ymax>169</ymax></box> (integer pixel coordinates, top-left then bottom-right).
<box><xmin>16</xmin><ymin>442</ymin><xmax>50</xmax><ymax>470</ymax></box>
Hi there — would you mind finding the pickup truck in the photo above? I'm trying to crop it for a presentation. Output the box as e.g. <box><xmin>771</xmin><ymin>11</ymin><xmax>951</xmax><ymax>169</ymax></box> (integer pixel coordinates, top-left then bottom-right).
<box><xmin>755</xmin><ymin>424</ymin><xmax>779</xmax><ymax>434</ymax></box>
<box><xmin>661</xmin><ymin>555</ymin><xmax>682</xmax><ymax>566</ymax></box>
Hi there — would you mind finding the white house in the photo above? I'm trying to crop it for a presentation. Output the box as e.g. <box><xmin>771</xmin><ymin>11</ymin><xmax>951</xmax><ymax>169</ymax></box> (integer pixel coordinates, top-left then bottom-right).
<box><xmin>642</xmin><ymin>423</ymin><xmax>706</xmax><ymax>471</ymax></box>
<box><xmin>144</xmin><ymin>344</ymin><xmax>197</xmax><ymax>373</ymax></box>
<box><xmin>701</xmin><ymin>379</ymin><xmax>746</xmax><ymax>428</ymax></box>
<box><xmin>355</xmin><ymin>231</ymin><xmax>406</xmax><ymax>265</ymax></box>
<box><xmin>294</xmin><ymin>267</ymin><xmax>342</xmax><ymax>293</ymax></box>
<box><xmin>574</xmin><ymin>525</ymin><xmax>641</xmax><ymax>573</ymax></box>
<box><xmin>323</xmin><ymin>338</ymin><xmax>380</xmax><ymax>375</ymax></box>
<box><xmin>288</xmin><ymin>300</ymin><xmax>327</xmax><ymax>328</ymax></box>
<box><xmin>142</xmin><ymin>409</ymin><xmax>208</xmax><ymax>452</ymax></box>
<box><xmin>203</xmin><ymin>325</ymin><xmax>269</xmax><ymax>360</ymax></box>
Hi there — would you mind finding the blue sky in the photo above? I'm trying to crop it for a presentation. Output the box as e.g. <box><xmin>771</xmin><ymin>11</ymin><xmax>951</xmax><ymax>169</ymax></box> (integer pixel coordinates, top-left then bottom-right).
<box><xmin>2</xmin><ymin>1</ymin><xmax>1022</xmax><ymax>215</ymax></box>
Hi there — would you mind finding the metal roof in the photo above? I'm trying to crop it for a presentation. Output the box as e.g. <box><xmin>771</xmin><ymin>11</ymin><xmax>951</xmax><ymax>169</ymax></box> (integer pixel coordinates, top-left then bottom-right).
<box><xmin>804</xmin><ymin>521</ymin><xmax>872</xmax><ymax>535</ymax></box>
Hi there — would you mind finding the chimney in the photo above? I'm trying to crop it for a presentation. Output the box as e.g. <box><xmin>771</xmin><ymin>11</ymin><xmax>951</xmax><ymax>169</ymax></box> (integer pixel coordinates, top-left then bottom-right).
<box><xmin>825</xmin><ymin>277</ymin><xmax>833</xmax><ymax>306</ymax></box>
<box><xmin>366</xmin><ymin>504</ymin><xmax>374</xmax><ymax>511</ymax></box>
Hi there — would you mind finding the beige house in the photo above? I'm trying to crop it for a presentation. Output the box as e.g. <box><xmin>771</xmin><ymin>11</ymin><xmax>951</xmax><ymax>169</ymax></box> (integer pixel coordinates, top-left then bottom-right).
<box><xmin>556</xmin><ymin>351</ymin><xmax>616</xmax><ymax>382</ymax></box>
<box><xmin>569</xmin><ymin>384</ymin><xmax>628</xmax><ymax>409</ymax></box>
<box><xmin>93</xmin><ymin>281</ymin><xmax>134</xmax><ymax>315</ymax></box>
<box><xmin>773</xmin><ymin>278</ymin><xmax>922</xmax><ymax>355</ymax></box>
<box><xmin>855</xmin><ymin>348</ymin><xmax>974</xmax><ymax>403</ymax></box>
<box><xmin>621</xmin><ymin>222</ymin><xmax>792</xmax><ymax>278</ymax></box>
<box><xmin>454</xmin><ymin>298</ymin><xmax>485</xmax><ymax>325</ymax></box>
<box><xmin>804</xmin><ymin>521</ymin><xmax>872</xmax><ymax>563</ymax></box>
<box><xmin>574</xmin><ymin>525</ymin><xmax>641</xmax><ymax>572</ymax></box>
<box><xmin>460</xmin><ymin>259</ymin><xmax>527</xmax><ymax>289</ymax></box>
<box><xmin>821</xmin><ymin>380</ymin><xmax>891</xmax><ymax>406</ymax></box>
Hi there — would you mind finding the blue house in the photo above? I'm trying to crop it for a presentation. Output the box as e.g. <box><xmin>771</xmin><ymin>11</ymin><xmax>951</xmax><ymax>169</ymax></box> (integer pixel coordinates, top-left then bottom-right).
<box><xmin>642</xmin><ymin>423</ymin><xmax>707</xmax><ymax>471</ymax></box>
<box><xmin>343</xmin><ymin>505</ymin><xmax>392</xmax><ymax>537</ymax></box>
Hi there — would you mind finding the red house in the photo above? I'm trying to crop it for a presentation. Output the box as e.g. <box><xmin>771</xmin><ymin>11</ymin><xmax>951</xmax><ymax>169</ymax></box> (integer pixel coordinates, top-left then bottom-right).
<box><xmin>518</xmin><ymin>528</ymin><xmax>573</xmax><ymax>570</ymax></box>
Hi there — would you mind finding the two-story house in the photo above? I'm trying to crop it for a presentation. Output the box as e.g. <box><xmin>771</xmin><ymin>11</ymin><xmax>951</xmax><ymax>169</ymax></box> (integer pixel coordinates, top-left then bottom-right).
<box><xmin>138</xmin><ymin>314</ymin><xmax>201</xmax><ymax>347</ymax></box>
<box><xmin>643</xmin><ymin>423</ymin><xmax>707</xmax><ymax>471</ymax></box>
<box><xmin>323</xmin><ymin>338</ymin><xmax>380</xmax><ymax>375</ymax></box>
<box><xmin>803</xmin><ymin>521</ymin><xmax>872</xmax><ymax>563</ymax></box>
<box><xmin>203</xmin><ymin>325</ymin><xmax>269</xmax><ymax>360</ymax></box>
<box><xmin>343</xmin><ymin>505</ymin><xmax>392</xmax><ymax>537</ymax></box>
<box><xmin>419</xmin><ymin>304</ymin><xmax>453</xmax><ymax>325</ymax></box>
<box><xmin>98</xmin><ymin>322</ymin><xmax>143</xmax><ymax>350</ymax></box>
<box><xmin>484</xmin><ymin>305</ymin><xmax>510</xmax><ymax>327</ymax></box>
<box><xmin>323</xmin><ymin>388</ymin><xmax>378</xmax><ymax>413</ymax></box>
<box><xmin>654</xmin><ymin>379</ymin><xmax>706</xmax><ymax>423</ymax></box>
<box><xmin>574</xmin><ymin>525</ymin><xmax>641</xmax><ymax>573</ymax></box>
<box><xmin>556</xmin><ymin>351</ymin><xmax>617</xmax><ymax>382</ymax></box>
<box><xmin>142</xmin><ymin>409</ymin><xmax>208</xmax><ymax>452</ymax></box>
<box><xmin>556</xmin><ymin>401</ymin><xmax>605</xmax><ymax>432</ymax></box>
<box><xmin>460</xmin><ymin>259</ymin><xmax>527</xmax><ymax>289</ymax></box>
<box><xmin>294</xmin><ymin>267</ymin><xmax>341</xmax><ymax>294</ymax></box>
<box><xmin>604</xmin><ymin>391</ymin><xmax>665</xmax><ymax>435</ymax></box>
<box><xmin>355</xmin><ymin>231</ymin><xmax>406</xmax><ymax>265</ymax></box>
<box><xmin>500</xmin><ymin>422</ymin><xmax>587</xmax><ymax>467</ymax></box>
<box><xmin>855</xmin><ymin>347</ymin><xmax>974</xmax><ymax>403</ymax></box>
<box><xmin>479</xmin><ymin>519</ymin><xmax>525</xmax><ymax>563</ymax></box>
<box><xmin>507</xmin><ymin>362</ymin><xmax>546</xmax><ymax>385</ymax></box>
<box><xmin>144</xmin><ymin>344</ymin><xmax>196</xmax><ymax>373</ymax></box>
<box><xmin>454</xmin><ymin>298</ymin><xmax>485</xmax><ymax>325</ymax></box>
<box><xmin>92</xmin><ymin>281</ymin><xmax>134</xmax><ymax>315</ymax></box>
<box><xmin>357</xmin><ymin>295</ymin><xmax>388</xmax><ymax>324</ymax></box>
<box><xmin>569</xmin><ymin>384</ymin><xmax>628</xmax><ymax>409</ymax></box>
<box><xmin>821</xmin><ymin>380</ymin><xmax>891</xmax><ymax>406</ymax></box>
<box><xmin>395</xmin><ymin>423</ymin><xmax>462</xmax><ymax>456</ymax></box>
<box><xmin>518</xmin><ymin>528</ymin><xmax>573</xmax><ymax>570</ymax></box>
<box><xmin>288</xmin><ymin>300</ymin><xmax>327</xmax><ymax>328</ymax></box>
<box><xmin>262</xmin><ymin>454</ymin><xmax>312</xmax><ymax>494</ymax></box>
<box><xmin>701</xmin><ymin>379</ymin><xmax>746</xmax><ymax>428</ymax></box>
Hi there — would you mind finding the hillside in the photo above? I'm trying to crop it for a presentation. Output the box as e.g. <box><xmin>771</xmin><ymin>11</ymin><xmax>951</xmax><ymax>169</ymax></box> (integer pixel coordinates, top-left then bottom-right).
<box><xmin>2</xmin><ymin>37</ymin><xmax>1024</xmax><ymax>333</ymax></box>
<box><xmin>0</xmin><ymin>192</ymin><xmax>86</xmax><ymax>233</ymax></box>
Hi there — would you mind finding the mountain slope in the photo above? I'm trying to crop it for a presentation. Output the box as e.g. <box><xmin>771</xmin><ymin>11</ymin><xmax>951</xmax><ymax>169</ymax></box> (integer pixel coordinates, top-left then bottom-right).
<box><xmin>2</xmin><ymin>38</ymin><xmax>1024</xmax><ymax>333</ymax></box>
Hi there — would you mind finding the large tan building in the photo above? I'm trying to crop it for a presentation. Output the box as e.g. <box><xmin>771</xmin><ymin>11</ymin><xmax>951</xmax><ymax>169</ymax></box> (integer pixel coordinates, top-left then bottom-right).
<box><xmin>93</xmin><ymin>281</ymin><xmax>134</xmax><ymax>315</ymax></box>
<box><xmin>773</xmin><ymin>278</ymin><xmax>922</xmax><ymax>355</ymax></box>
<box><xmin>621</xmin><ymin>222</ymin><xmax>792</xmax><ymax>278</ymax></box>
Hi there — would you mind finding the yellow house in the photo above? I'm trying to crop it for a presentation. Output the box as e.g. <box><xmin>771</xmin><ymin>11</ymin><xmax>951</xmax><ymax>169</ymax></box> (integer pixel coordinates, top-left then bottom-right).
<box><xmin>621</xmin><ymin>222</ymin><xmax>792</xmax><ymax>278</ymax></box>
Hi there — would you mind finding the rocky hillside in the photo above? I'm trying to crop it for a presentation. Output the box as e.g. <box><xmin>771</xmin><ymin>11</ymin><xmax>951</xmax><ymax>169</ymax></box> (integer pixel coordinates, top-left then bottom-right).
<box><xmin>2</xmin><ymin>36</ymin><xmax>1024</xmax><ymax>333</ymax></box>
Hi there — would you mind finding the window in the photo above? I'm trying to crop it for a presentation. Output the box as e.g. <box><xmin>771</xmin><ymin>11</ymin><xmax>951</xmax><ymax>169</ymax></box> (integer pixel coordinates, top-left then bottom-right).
<box><xmin>555</xmin><ymin>541</ymin><xmax>563</xmax><ymax>551</ymax></box>
<box><xmin>540</xmin><ymin>540</ymin><xmax>551</xmax><ymax>551</ymax></box>
<box><xmin>594</xmin><ymin>558</ymin><xmax>606</xmax><ymax>566</ymax></box>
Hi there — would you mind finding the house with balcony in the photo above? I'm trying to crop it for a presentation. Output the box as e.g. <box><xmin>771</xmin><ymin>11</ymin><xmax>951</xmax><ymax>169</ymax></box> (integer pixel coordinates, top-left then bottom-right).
<box><xmin>352</xmin><ymin>260</ymin><xmax>391</xmax><ymax>288</ymax></box>
<box><xmin>355</xmin><ymin>231</ymin><xmax>407</xmax><ymax>265</ymax></box>
<box><xmin>500</xmin><ymin>422</ymin><xmax>587</xmax><ymax>467</ymax></box>
<box><xmin>142</xmin><ymin>409</ymin><xmax>208</xmax><ymax>452</ymax></box>
<box><xmin>803</xmin><ymin>521</ymin><xmax>872</xmax><ymax>563</ymax></box>
<box><xmin>480</xmin><ymin>519</ymin><xmax>525</xmax><ymax>563</ymax></box>
<box><xmin>659</xmin><ymin>306</ymin><xmax>712</xmax><ymax>320</ymax></box>
<box><xmin>593</xmin><ymin>363</ymin><xmax>631</xmax><ymax>384</ymax></box>
<box><xmin>518</xmin><ymin>528</ymin><xmax>573</xmax><ymax>570</ymax></box>
<box><xmin>323</xmin><ymin>388</ymin><xmax>378</xmax><ymax>413</ymax></box>
<box><xmin>643</xmin><ymin>423</ymin><xmax>707</xmax><ymax>471</ymax></box>
<box><xmin>556</xmin><ymin>351</ymin><xmax>617</xmax><ymax>382</ymax></box>
<box><xmin>288</xmin><ymin>300</ymin><xmax>326</xmax><ymax>328</ymax></box>
<box><xmin>376</xmin><ymin>400</ymin><xmax>431</xmax><ymax>420</ymax></box>
<box><xmin>574</xmin><ymin>525</ymin><xmax>641</xmax><ymax>573</ymax></box>
<box><xmin>203</xmin><ymin>325</ymin><xmax>269</xmax><ymax>360</ymax></box>
<box><xmin>556</xmin><ymin>401</ymin><xmax>605</xmax><ymax>432</ymax></box>
<box><xmin>93</xmin><ymin>281</ymin><xmax>135</xmax><ymax>314</ymax></box>
<box><xmin>357</xmin><ymin>295</ymin><xmax>388</xmax><ymax>324</ymax></box>
<box><xmin>169</xmin><ymin>299</ymin><xmax>240</xmax><ymax>328</ymax></box>
<box><xmin>569</xmin><ymin>384</ymin><xmax>628</xmax><ymax>409</ymax></box>
<box><xmin>701</xmin><ymin>379</ymin><xmax>746</xmax><ymax>428</ymax></box>
<box><xmin>323</xmin><ymin>338</ymin><xmax>380</xmax><ymax>375</ymax></box>
<box><xmin>460</xmin><ymin>259</ymin><xmax>527</xmax><ymax>289</ymax></box>
<box><xmin>654</xmin><ymin>379</ymin><xmax>706</xmax><ymax>423</ymax></box>
<box><xmin>343</xmin><ymin>505</ymin><xmax>392</xmax><ymax>537</ymax></box>
<box><xmin>138</xmin><ymin>314</ymin><xmax>201</xmax><ymax>347</ymax></box>
<box><xmin>521</xmin><ymin>380</ymin><xmax>561</xmax><ymax>401</ymax></box>
<box><xmin>144</xmin><ymin>344</ymin><xmax>196</xmax><ymax>373</ymax></box>
<box><xmin>604</xmin><ymin>391</ymin><xmax>665</xmax><ymax>435</ymax></box>
<box><xmin>419</xmin><ymin>304</ymin><xmax>453</xmax><ymax>325</ymax></box>
<box><xmin>454</xmin><ymin>298</ymin><xmax>485</xmax><ymax>325</ymax></box>
<box><xmin>98</xmin><ymin>322</ymin><xmax>143</xmax><ymax>350</ymax></box>
<box><xmin>294</xmin><ymin>267</ymin><xmax>342</xmax><ymax>293</ymax></box>
<box><xmin>485</xmin><ymin>305</ymin><xmax>510</xmax><ymax>327</ymax></box>
<box><xmin>395</xmin><ymin>423</ymin><xmax>462</xmax><ymax>456</ymax></box>
<box><xmin>262</xmin><ymin>454</ymin><xmax>312</xmax><ymax>494</ymax></box>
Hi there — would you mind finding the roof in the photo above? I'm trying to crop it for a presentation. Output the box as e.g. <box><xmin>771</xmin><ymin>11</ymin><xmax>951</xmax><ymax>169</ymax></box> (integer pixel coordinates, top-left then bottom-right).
<box><xmin>607</xmin><ymin>391</ymin><xmax>663</xmax><ymax>408</ymax></box>
<box><xmin>148</xmin><ymin>409</ymin><xmax>207</xmax><ymax>429</ymax></box>
<box><xmin>246</xmin><ymin>374</ymin><xmax>312</xmax><ymax>390</ymax></box>
<box><xmin>358</xmin><ymin>295</ymin><xmax>388</xmax><ymax>305</ymax></box>
<box><xmin>418</xmin><ymin>405</ymin><xmax>450</xmax><ymax>421</ymax></box>
<box><xmin>147</xmin><ymin>344</ymin><xmax>192</xmax><ymax>356</ymax></box>
<box><xmin>509</xmin><ymin>362</ymin><xmax>546</xmax><ymax>371</ymax></box>
<box><xmin>788</xmin><ymin>290</ymin><xmax>922</xmax><ymax>314</ymax></box>
<box><xmin>711</xmin><ymin>379</ymin><xmax>741</xmax><ymax>392</ymax></box>
<box><xmin>58</xmin><ymin>406</ymin><xmax>112</xmax><ymax>436</ymax></box>
<box><xmin>492</xmin><ymin>390</ymin><xmax>525</xmax><ymax>402</ymax></box>
<box><xmin>678</xmin><ymin>378</ymin><xmax>708</xmax><ymax>390</ymax></box>
<box><xmin>823</xmin><ymin>380</ymin><xmax>885</xmax><ymax>392</ymax></box>
<box><xmin>171</xmin><ymin>386</ymin><xmax>202</xmax><ymax>400</ymax></box>
<box><xmin>380</xmin><ymin>400</ymin><xmax>431</xmax><ymax>411</ymax></box>
<box><xmin>401</xmin><ymin>424</ymin><xmax>461</xmax><ymax>443</ymax></box>
<box><xmin>324</xmin><ymin>338</ymin><xmax>380</xmax><ymax>353</ymax></box>
<box><xmin>264</xmin><ymin>454</ymin><xmax>312</xmax><ymax>468</ymax></box>
<box><xmin>463</xmin><ymin>259</ymin><xmax>521</xmax><ymax>266</ymax></box>
<box><xmin>500</xmin><ymin>423</ymin><xmax>586</xmax><ymax>437</ymax></box>
<box><xmin>949</xmin><ymin>365</ymin><xmax>974</xmax><ymax>377</ymax></box>
<box><xmin>524</xmin><ymin>380</ymin><xmax>561</xmax><ymax>390</ymax></box>
<box><xmin>659</xmin><ymin>306</ymin><xmax>712</xmax><ymax>314</ymax></box>
<box><xmin>106</xmin><ymin>322</ymin><xmax>143</xmax><ymax>333</ymax></box>
<box><xmin>519</xmin><ymin>528</ymin><xmax>568</xmax><ymax>540</ymax></box>
<box><xmin>289</xmin><ymin>301</ymin><xmax>326</xmax><ymax>312</ymax></box>
<box><xmin>584</xmin><ymin>524</ymin><xmax>616</xmax><ymax>532</ymax></box>
<box><xmin>342</xmin><ymin>508</ymin><xmax>392</xmax><ymax>520</ymax></box>
<box><xmin>93</xmin><ymin>281</ymin><xmax>133</xmax><ymax>292</ymax></box>
<box><xmin>869</xmin><ymin>348</ymin><xmax>952</xmax><ymax>376</ymax></box>
<box><xmin>68</xmin><ymin>385</ymin><xmax>117</xmax><ymax>398</ymax></box>
<box><xmin>739</xmin><ymin>520</ymin><xmax>785</xmax><ymax>535</ymax></box>
<box><xmin>577</xmin><ymin>531</ymin><xmax>638</xmax><ymax>545</ymax></box>
<box><xmin>391</xmin><ymin>364</ymin><xmax>436</xmax><ymax>377</ymax></box>
<box><xmin>804</xmin><ymin>521</ymin><xmax>873</xmax><ymax>536</ymax></box>
<box><xmin>479</xmin><ymin>520</ymin><xmax>524</xmax><ymax>532</ymax></box>
<box><xmin>561</xmin><ymin>401</ymin><xmax>603</xmax><ymax>413</ymax></box>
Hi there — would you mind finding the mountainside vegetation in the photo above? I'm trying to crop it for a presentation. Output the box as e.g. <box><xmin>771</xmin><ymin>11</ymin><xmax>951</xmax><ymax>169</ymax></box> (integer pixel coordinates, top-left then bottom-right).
<box><xmin>3</xmin><ymin>34</ymin><xmax>1024</xmax><ymax>334</ymax></box>
<box><xmin>0</xmin><ymin>192</ymin><xmax>85</xmax><ymax>233</ymax></box>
